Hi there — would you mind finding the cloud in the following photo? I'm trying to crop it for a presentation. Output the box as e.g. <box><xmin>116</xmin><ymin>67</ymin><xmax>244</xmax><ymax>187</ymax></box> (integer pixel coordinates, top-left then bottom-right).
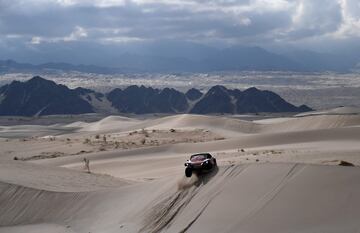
<box><xmin>29</xmin><ymin>26</ymin><xmax>88</xmax><ymax>44</ymax></box>
<box><xmin>285</xmin><ymin>0</ymin><xmax>342</xmax><ymax>40</ymax></box>
<box><xmin>0</xmin><ymin>0</ymin><xmax>359</xmax><ymax>62</ymax></box>
<box><xmin>30</xmin><ymin>36</ymin><xmax>42</xmax><ymax>44</ymax></box>
<box><xmin>334</xmin><ymin>0</ymin><xmax>360</xmax><ymax>38</ymax></box>
<box><xmin>64</xmin><ymin>26</ymin><xmax>88</xmax><ymax>41</ymax></box>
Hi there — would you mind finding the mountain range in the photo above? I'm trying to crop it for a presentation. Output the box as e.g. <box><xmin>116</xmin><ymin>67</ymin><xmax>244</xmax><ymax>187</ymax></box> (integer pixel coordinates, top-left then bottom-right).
<box><xmin>1</xmin><ymin>43</ymin><xmax>359</xmax><ymax>73</ymax></box>
<box><xmin>0</xmin><ymin>59</ymin><xmax>122</xmax><ymax>74</ymax></box>
<box><xmin>0</xmin><ymin>77</ymin><xmax>312</xmax><ymax>116</ymax></box>
<box><xmin>0</xmin><ymin>77</ymin><xmax>93</xmax><ymax>116</ymax></box>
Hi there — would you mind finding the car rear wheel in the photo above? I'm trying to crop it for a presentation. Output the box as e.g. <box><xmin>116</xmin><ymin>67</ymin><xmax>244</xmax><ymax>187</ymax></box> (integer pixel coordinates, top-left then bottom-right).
<box><xmin>185</xmin><ymin>167</ymin><xmax>192</xmax><ymax>177</ymax></box>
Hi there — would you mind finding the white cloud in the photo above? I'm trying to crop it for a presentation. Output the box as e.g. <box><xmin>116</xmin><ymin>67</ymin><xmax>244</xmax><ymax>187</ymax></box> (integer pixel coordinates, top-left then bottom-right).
<box><xmin>63</xmin><ymin>26</ymin><xmax>88</xmax><ymax>41</ymax></box>
<box><xmin>333</xmin><ymin>0</ymin><xmax>360</xmax><ymax>38</ymax></box>
<box><xmin>5</xmin><ymin>34</ymin><xmax>23</xmax><ymax>39</ymax></box>
<box><xmin>28</xmin><ymin>26</ymin><xmax>88</xmax><ymax>44</ymax></box>
<box><xmin>101</xmin><ymin>36</ymin><xmax>144</xmax><ymax>43</ymax></box>
<box><xmin>30</xmin><ymin>36</ymin><xmax>42</xmax><ymax>44</ymax></box>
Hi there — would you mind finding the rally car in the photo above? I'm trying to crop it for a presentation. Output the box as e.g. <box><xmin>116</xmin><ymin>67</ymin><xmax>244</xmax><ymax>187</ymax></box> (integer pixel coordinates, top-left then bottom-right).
<box><xmin>184</xmin><ymin>153</ymin><xmax>217</xmax><ymax>177</ymax></box>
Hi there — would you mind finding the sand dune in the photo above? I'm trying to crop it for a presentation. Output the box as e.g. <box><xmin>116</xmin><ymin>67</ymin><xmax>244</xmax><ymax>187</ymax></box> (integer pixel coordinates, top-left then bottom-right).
<box><xmin>163</xmin><ymin>164</ymin><xmax>360</xmax><ymax>233</ymax></box>
<box><xmin>107</xmin><ymin>113</ymin><xmax>360</xmax><ymax>136</ymax></box>
<box><xmin>30</xmin><ymin>125</ymin><xmax>359</xmax><ymax>182</ymax></box>
<box><xmin>0</xmin><ymin>161</ymin><xmax>127</xmax><ymax>192</ymax></box>
<box><xmin>261</xmin><ymin>114</ymin><xmax>360</xmax><ymax>133</ymax></box>
<box><xmin>75</xmin><ymin>115</ymin><xmax>140</xmax><ymax>132</ymax></box>
<box><xmin>137</xmin><ymin>114</ymin><xmax>261</xmax><ymax>135</ymax></box>
<box><xmin>2</xmin><ymin>114</ymin><xmax>359</xmax><ymax>140</ymax></box>
<box><xmin>1</xmin><ymin>109</ymin><xmax>360</xmax><ymax>232</ymax></box>
<box><xmin>70</xmin><ymin>113</ymin><xmax>360</xmax><ymax>138</ymax></box>
<box><xmin>0</xmin><ymin>124</ymin><xmax>78</xmax><ymax>138</ymax></box>
<box><xmin>296</xmin><ymin>106</ymin><xmax>360</xmax><ymax>117</ymax></box>
<box><xmin>2</xmin><ymin>163</ymin><xmax>360</xmax><ymax>233</ymax></box>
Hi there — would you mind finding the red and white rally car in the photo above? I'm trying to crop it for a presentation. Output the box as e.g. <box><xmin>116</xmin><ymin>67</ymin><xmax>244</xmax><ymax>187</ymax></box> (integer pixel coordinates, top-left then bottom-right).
<box><xmin>184</xmin><ymin>153</ymin><xmax>217</xmax><ymax>177</ymax></box>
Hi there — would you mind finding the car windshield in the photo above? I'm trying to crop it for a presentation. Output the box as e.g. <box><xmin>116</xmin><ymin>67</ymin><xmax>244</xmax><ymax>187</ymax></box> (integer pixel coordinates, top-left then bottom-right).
<box><xmin>190</xmin><ymin>154</ymin><xmax>207</xmax><ymax>162</ymax></box>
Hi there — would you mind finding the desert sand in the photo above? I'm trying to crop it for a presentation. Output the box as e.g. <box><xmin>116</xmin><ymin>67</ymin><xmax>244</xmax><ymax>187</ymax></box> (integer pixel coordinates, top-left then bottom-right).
<box><xmin>1</xmin><ymin>107</ymin><xmax>360</xmax><ymax>233</ymax></box>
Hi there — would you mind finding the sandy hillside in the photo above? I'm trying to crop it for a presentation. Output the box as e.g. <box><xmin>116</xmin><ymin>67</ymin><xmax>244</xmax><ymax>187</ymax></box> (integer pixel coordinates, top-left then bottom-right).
<box><xmin>1</xmin><ymin>110</ymin><xmax>360</xmax><ymax>232</ymax></box>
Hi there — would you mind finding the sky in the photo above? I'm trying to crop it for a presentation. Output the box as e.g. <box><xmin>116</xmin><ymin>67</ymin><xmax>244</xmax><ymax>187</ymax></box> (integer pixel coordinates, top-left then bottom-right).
<box><xmin>0</xmin><ymin>0</ymin><xmax>360</xmax><ymax>65</ymax></box>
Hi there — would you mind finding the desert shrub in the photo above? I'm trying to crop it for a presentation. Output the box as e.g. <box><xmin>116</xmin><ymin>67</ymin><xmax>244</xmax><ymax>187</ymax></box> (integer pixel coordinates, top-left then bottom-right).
<box><xmin>338</xmin><ymin>160</ymin><xmax>354</xmax><ymax>166</ymax></box>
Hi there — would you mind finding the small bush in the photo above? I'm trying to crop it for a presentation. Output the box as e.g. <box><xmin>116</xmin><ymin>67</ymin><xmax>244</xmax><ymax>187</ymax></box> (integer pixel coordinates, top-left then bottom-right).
<box><xmin>138</xmin><ymin>128</ymin><xmax>149</xmax><ymax>137</ymax></box>
<box><xmin>83</xmin><ymin>138</ymin><xmax>90</xmax><ymax>144</ymax></box>
<box><xmin>338</xmin><ymin>160</ymin><xmax>354</xmax><ymax>166</ymax></box>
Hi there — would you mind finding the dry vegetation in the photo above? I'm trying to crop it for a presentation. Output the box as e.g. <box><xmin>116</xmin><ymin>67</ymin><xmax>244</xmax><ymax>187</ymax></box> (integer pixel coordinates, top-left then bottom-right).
<box><xmin>11</xmin><ymin>128</ymin><xmax>224</xmax><ymax>161</ymax></box>
<box><xmin>82</xmin><ymin>128</ymin><xmax>224</xmax><ymax>152</ymax></box>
